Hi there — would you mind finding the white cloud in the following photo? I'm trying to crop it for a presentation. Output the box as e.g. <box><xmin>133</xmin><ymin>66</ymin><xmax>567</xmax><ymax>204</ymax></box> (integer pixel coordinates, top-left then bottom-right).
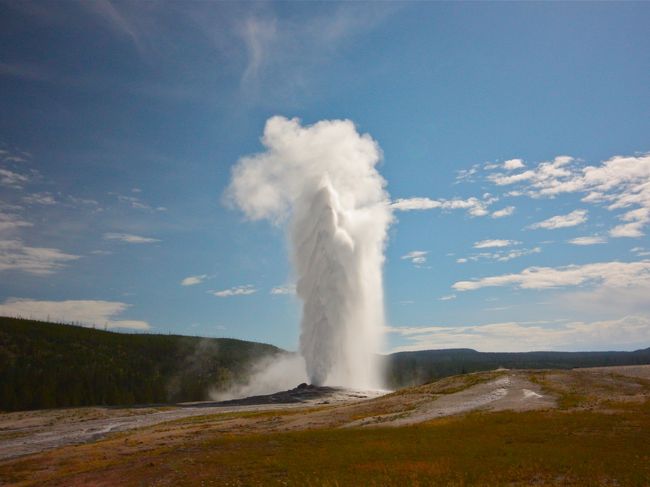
<box><xmin>439</xmin><ymin>294</ymin><xmax>456</xmax><ymax>301</ymax></box>
<box><xmin>112</xmin><ymin>192</ymin><xmax>165</xmax><ymax>212</ymax></box>
<box><xmin>212</xmin><ymin>285</ymin><xmax>256</xmax><ymax>297</ymax></box>
<box><xmin>452</xmin><ymin>260</ymin><xmax>650</xmax><ymax>292</ymax></box>
<box><xmin>270</xmin><ymin>284</ymin><xmax>296</xmax><ymax>295</ymax></box>
<box><xmin>23</xmin><ymin>192</ymin><xmax>56</xmax><ymax>205</ymax></box>
<box><xmin>488</xmin><ymin>155</ymin><xmax>575</xmax><ymax>188</ymax></box>
<box><xmin>181</xmin><ymin>274</ymin><xmax>208</xmax><ymax>286</ymax></box>
<box><xmin>456</xmin><ymin>258</ymin><xmax>468</xmax><ymax>264</ymax></box>
<box><xmin>391</xmin><ymin>197</ymin><xmax>441</xmax><ymax>211</ymax></box>
<box><xmin>0</xmin><ymin>168</ymin><xmax>30</xmax><ymax>188</ymax></box>
<box><xmin>0</xmin><ymin>298</ymin><xmax>150</xmax><ymax>330</ymax></box>
<box><xmin>103</xmin><ymin>232</ymin><xmax>160</xmax><ymax>244</ymax></box>
<box><xmin>503</xmin><ymin>159</ymin><xmax>525</xmax><ymax>171</ymax></box>
<box><xmin>455</xmin><ymin>165</ymin><xmax>479</xmax><ymax>183</ymax></box>
<box><xmin>609</xmin><ymin>207</ymin><xmax>649</xmax><ymax>238</ymax></box>
<box><xmin>387</xmin><ymin>315</ymin><xmax>650</xmax><ymax>352</ymax></box>
<box><xmin>491</xmin><ymin>206</ymin><xmax>515</xmax><ymax>218</ymax></box>
<box><xmin>529</xmin><ymin>209</ymin><xmax>588</xmax><ymax>230</ymax></box>
<box><xmin>486</xmin><ymin>153</ymin><xmax>650</xmax><ymax>237</ymax></box>
<box><xmin>458</xmin><ymin>247</ymin><xmax>541</xmax><ymax>264</ymax></box>
<box><xmin>630</xmin><ymin>247</ymin><xmax>650</xmax><ymax>257</ymax></box>
<box><xmin>568</xmin><ymin>236</ymin><xmax>607</xmax><ymax>246</ymax></box>
<box><xmin>0</xmin><ymin>239</ymin><xmax>80</xmax><ymax>274</ymax></box>
<box><xmin>401</xmin><ymin>250</ymin><xmax>428</xmax><ymax>265</ymax></box>
<box><xmin>0</xmin><ymin>210</ymin><xmax>32</xmax><ymax>234</ymax></box>
<box><xmin>391</xmin><ymin>195</ymin><xmax>496</xmax><ymax>217</ymax></box>
<box><xmin>473</xmin><ymin>239</ymin><xmax>519</xmax><ymax>249</ymax></box>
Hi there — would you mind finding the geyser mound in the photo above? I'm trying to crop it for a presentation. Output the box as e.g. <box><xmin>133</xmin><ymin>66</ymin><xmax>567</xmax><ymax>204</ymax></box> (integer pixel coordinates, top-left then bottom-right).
<box><xmin>227</xmin><ymin>116</ymin><xmax>392</xmax><ymax>389</ymax></box>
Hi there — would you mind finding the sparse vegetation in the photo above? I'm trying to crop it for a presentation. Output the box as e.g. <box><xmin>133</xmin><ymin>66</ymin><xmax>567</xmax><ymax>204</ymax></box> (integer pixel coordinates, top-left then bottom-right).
<box><xmin>1</xmin><ymin>367</ymin><xmax>649</xmax><ymax>485</ymax></box>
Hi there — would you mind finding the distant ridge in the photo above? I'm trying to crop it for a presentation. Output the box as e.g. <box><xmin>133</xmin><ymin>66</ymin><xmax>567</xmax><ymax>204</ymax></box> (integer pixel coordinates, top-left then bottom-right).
<box><xmin>384</xmin><ymin>347</ymin><xmax>650</xmax><ymax>388</ymax></box>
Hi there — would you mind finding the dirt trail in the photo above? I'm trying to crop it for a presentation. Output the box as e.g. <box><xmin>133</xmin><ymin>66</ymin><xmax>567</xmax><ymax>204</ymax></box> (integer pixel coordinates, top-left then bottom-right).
<box><xmin>347</xmin><ymin>372</ymin><xmax>554</xmax><ymax>427</ymax></box>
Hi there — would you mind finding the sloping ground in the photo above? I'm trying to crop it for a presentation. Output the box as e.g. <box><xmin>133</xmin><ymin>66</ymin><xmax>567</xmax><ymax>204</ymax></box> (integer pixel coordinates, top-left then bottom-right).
<box><xmin>1</xmin><ymin>366</ymin><xmax>649</xmax><ymax>486</ymax></box>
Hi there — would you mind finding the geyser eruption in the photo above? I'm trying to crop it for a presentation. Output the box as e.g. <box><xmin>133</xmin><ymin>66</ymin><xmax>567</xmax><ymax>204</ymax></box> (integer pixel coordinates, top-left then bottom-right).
<box><xmin>227</xmin><ymin>116</ymin><xmax>392</xmax><ymax>389</ymax></box>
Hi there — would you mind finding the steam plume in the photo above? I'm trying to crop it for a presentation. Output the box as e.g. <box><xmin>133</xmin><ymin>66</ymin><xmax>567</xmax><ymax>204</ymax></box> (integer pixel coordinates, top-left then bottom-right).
<box><xmin>227</xmin><ymin>116</ymin><xmax>391</xmax><ymax>388</ymax></box>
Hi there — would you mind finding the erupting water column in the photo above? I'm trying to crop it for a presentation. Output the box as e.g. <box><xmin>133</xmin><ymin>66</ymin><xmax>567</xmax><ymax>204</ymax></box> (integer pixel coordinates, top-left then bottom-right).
<box><xmin>227</xmin><ymin>116</ymin><xmax>392</xmax><ymax>389</ymax></box>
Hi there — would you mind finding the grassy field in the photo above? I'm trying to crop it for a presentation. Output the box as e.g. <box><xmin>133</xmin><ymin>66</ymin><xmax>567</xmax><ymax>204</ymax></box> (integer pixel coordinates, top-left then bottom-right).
<box><xmin>1</xmin><ymin>368</ymin><xmax>649</xmax><ymax>486</ymax></box>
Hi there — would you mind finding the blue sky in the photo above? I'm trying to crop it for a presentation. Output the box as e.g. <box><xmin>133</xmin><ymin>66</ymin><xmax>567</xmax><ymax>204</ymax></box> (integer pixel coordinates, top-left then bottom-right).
<box><xmin>1</xmin><ymin>1</ymin><xmax>649</xmax><ymax>352</ymax></box>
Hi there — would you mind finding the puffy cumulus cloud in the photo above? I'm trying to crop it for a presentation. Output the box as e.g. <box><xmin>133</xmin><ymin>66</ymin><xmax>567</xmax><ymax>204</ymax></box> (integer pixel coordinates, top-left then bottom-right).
<box><xmin>485</xmin><ymin>153</ymin><xmax>650</xmax><ymax>237</ymax></box>
<box><xmin>452</xmin><ymin>260</ymin><xmax>650</xmax><ymax>292</ymax></box>
<box><xmin>568</xmin><ymin>236</ymin><xmax>607</xmax><ymax>246</ymax></box>
<box><xmin>181</xmin><ymin>274</ymin><xmax>208</xmax><ymax>286</ymax></box>
<box><xmin>212</xmin><ymin>285</ymin><xmax>256</xmax><ymax>297</ymax></box>
<box><xmin>401</xmin><ymin>250</ymin><xmax>428</xmax><ymax>265</ymax></box>
<box><xmin>270</xmin><ymin>284</ymin><xmax>296</xmax><ymax>295</ymax></box>
<box><xmin>503</xmin><ymin>159</ymin><xmax>525</xmax><ymax>171</ymax></box>
<box><xmin>103</xmin><ymin>232</ymin><xmax>160</xmax><ymax>244</ymax></box>
<box><xmin>491</xmin><ymin>206</ymin><xmax>515</xmax><ymax>218</ymax></box>
<box><xmin>0</xmin><ymin>298</ymin><xmax>150</xmax><ymax>330</ymax></box>
<box><xmin>488</xmin><ymin>155</ymin><xmax>574</xmax><ymax>188</ymax></box>
<box><xmin>391</xmin><ymin>195</ymin><xmax>496</xmax><ymax>217</ymax></box>
<box><xmin>609</xmin><ymin>207</ymin><xmax>649</xmax><ymax>238</ymax></box>
<box><xmin>387</xmin><ymin>315</ymin><xmax>650</xmax><ymax>352</ymax></box>
<box><xmin>473</xmin><ymin>239</ymin><xmax>519</xmax><ymax>249</ymax></box>
<box><xmin>529</xmin><ymin>209</ymin><xmax>588</xmax><ymax>230</ymax></box>
<box><xmin>0</xmin><ymin>239</ymin><xmax>79</xmax><ymax>274</ymax></box>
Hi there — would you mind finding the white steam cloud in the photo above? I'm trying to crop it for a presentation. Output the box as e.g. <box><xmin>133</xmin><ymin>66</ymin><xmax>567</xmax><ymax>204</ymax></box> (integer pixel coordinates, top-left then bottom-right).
<box><xmin>227</xmin><ymin>116</ymin><xmax>392</xmax><ymax>389</ymax></box>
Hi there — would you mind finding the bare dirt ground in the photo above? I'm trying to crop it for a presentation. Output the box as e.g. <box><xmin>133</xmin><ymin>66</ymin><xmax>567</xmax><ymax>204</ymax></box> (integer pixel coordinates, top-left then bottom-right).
<box><xmin>1</xmin><ymin>365</ymin><xmax>649</xmax><ymax>486</ymax></box>
<box><xmin>0</xmin><ymin>386</ymin><xmax>379</xmax><ymax>461</ymax></box>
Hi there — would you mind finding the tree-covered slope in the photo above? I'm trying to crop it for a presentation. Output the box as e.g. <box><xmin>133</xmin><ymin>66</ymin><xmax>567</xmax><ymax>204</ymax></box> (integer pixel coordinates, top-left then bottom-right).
<box><xmin>0</xmin><ymin>317</ymin><xmax>284</xmax><ymax>411</ymax></box>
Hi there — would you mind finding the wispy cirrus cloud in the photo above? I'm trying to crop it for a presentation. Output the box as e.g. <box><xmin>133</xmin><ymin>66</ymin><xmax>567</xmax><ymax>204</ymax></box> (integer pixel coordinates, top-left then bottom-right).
<box><xmin>473</xmin><ymin>239</ymin><xmax>519</xmax><ymax>249</ymax></box>
<box><xmin>0</xmin><ymin>239</ymin><xmax>80</xmax><ymax>275</ymax></box>
<box><xmin>391</xmin><ymin>195</ymin><xmax>497</xmax><ymax>217</ymax></box>
<box><xmin>459</xmin><ymin>247</ymin><xmax>541</xmax><ymax>264</ymax></box>
<box><xmin>401</xmin><ymin>250</ymin><xmax>428</xmax><ymax>265</ymax></box>
<box><xmin>568</xmin><ymin>236</ymin><xmax>607</xmax><ymax>246</ymax></box>
<box><xmin>0</xmin><ymin>210</ymin><xmax>32</xmax><ymax>233</ymax></box>
<box><xmin>0</xmin><ymin>168</ymin><xmax>30</xmax><ymax>188</ymax></box>
<box><xmin>270</xmin><ymin>284</ymin><xmax>296</xmax><ymax>295</ymax></box>
<box><xmin>212</xmin><ymin>285</ymin><xmax>256</xmax><ymax>297</ymax></box>
<box><xmin>103</xmin><ymin>233</ymin><xmax>160</xmax><ymax>244</ymax></box>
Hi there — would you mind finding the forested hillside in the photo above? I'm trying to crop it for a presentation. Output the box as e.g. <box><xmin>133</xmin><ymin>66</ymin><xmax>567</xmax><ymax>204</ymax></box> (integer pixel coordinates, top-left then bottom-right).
<box><xmin>0</xmin><ymin>317</ymin><xmax>284</xmax><ymax>411</ymax></box>
<box><xmin>385</xmin><ymin>347</ymin><xmax>650</xmax><ymax>388</ymax></box>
